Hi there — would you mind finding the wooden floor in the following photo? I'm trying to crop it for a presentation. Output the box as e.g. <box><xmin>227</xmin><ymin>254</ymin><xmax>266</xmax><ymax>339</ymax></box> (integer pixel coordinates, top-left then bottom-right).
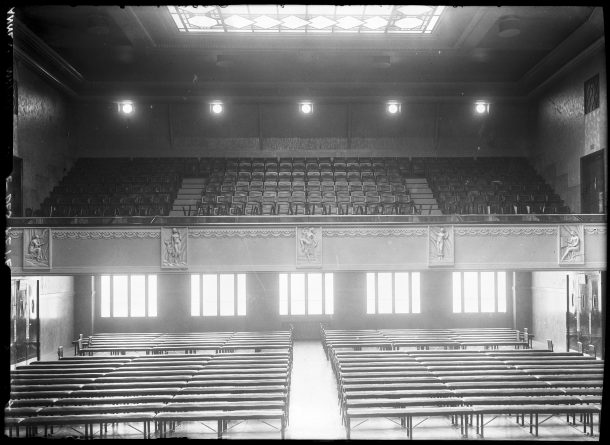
<box><xmin>8</xmin><ymin>340</ymin><xmax>602</xmax><ymax>440</ymax></box>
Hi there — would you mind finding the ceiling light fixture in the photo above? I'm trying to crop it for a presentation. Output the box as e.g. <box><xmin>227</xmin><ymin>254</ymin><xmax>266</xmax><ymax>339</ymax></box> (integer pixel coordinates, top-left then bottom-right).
<box><xmin>387</xmin><ymin>101</ymin><xmax>401</xmax><ymax>115</ymax></box>
<box><xmin>299</xmin><ymin>101</ymin><xmax>313</xmax><ymax>115</ymax></box>
<box><xmin>475</xmin><ymin>101</ymin><xmax>490</xmax><ymax>115</ymax></box>
<box><xmin>117</xmin><ymin>101</ymin><xmax>134</xmax><ymax>115</ymax></box>
<box><xmin>210</xmin><ymin>101</ymin><xmax>224</xmax><ymax>115</ymax></box>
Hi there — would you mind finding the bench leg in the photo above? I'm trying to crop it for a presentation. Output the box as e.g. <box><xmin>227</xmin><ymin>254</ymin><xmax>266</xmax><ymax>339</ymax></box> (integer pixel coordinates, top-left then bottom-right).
<box><xmin>281</xmin><ymin>416</ymin><xmax>286</xmax><ymax>439</ymax></box>
<box><xmin>217</xmin><ymin>420</ymin><xmax>222</xmax><ymax>439</ymax></box>
<box><xmin>345</xmin><ymin>418</ymin><xmax>350</xmax><ymax>440</ymax></box>
<box><xmin>407</xmin><ymin>416</ymin><xmax>412</xmax><ymax>439</ymax></box>
<box><xmin>535</xmin><ymin>413</ymin><xmax>539</xmax><ymax>437</ymax></box>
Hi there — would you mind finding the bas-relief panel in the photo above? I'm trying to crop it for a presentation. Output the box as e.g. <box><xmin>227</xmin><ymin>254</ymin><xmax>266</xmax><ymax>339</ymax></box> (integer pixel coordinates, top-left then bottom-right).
<box><xmin>558</xmin><ymin>225</ymin><xmax>584</xmax><ymax>265</ymax></box>
<box><xmin>23</xmin><ymin>228</ymin><xmax>50</xmax><ymax>269</ymax></box>
<box><xmin>161</xmin><ymin>227</ymin><xmax>187</xmax><ymax>269</ymax></box>
<box><xmin>296</xmin><ymin>227</ymin><xmax>322</xmax><ymax>268</ymax></box>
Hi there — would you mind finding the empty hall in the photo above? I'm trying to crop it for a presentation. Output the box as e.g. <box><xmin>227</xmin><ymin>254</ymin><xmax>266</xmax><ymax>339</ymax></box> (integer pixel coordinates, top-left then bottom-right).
<box><xmin>4</xmin><ymin>4</ymin><xmax>606</xmax><ymax>441</ymax></box>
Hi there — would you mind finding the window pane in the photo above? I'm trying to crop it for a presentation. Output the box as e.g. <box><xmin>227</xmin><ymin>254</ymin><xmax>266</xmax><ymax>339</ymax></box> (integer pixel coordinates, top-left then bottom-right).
<box><xmin>147</xmin><ymin>275</ymin><xmax>157</xmax><ymax>317</ymax></box>
<box><xmin>497</xmin><ymin>272</ymin><xmax>506</xmax><ymax>312</ymax></box>
<box><xmin>394</xmin><ymin>273</ymin><xmax>409</xmax><ymax>313</ymax></box>
<box><xmin>101</xmin><ymin>275</ymin><xmax>110</xmax><ymax>317</ymax></box>
<box><xmin>291</xmin><ymin>274</ymin><xmax>305</xmax><ymax>315</ymax></box>
<box><xmin>191</xmin><ymin>274</ymin><xmax>200</xmax><ymax>316</ymax></box>
<box><xmin>452</xmin><ymin>272</ymin><xmax>461</xmax><ymax>313</ymax></box>
<box><xmin>202</xmin><ymin>274</ymin><xmax>218</xmax><ymax>316</ymax></box>
<box><xmin>219</xmin><ymin>274</ymin><xmax>235</xmax><ymax>316</ymax></box>
<box><xmin>377</xmin><ymin>273</ymin><xmax>393</xmax><ymax>314</ymax></box>
<box><xmin>463</xmin><ymin>272</ymin><xmax>478</xmax><ymax>313</ymax></box>
<box><xmin>366</xmin><ymin>273</ymin><xmax>376</xmax><ymax>314</ymax></box>
<box><xmin>112</xmin><ymin>275</ymin><xmax>128</xmax><ymax>317</ymax></box>
<box><xmin>324</xmin><ymin>273</ymin><xmax>334</xmax><ymax>315</ymax></box>
<box><xmin>480</xmin><ymin>272</ymin><xmax>495</xmax><ymax>312</ymax></box>
<box><xmin>237</xmin><ymin>274</ymin><xmax>246</xmax><ymax>316</ymax></box>
<box><xmin>308</xmin><ymin>273</ymin><xmax>323</xmax><ymax>315</ymax></box>
<box><xmin>279</xmin><ymin>273</ymin><xmax>288</xmax><ymax>315</ymax></box>
<box><xmin>130</xmin><ymin>275</ymin><xmax>146</xmax><ymax>317</ymax></box>
<box><xmin>411</xmin><ymin>272</ymin><xmax>420</xmax><ymax>313</ymax></box>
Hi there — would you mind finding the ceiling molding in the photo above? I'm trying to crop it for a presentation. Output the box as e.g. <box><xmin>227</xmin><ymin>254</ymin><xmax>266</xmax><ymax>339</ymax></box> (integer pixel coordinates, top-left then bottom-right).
<box><xmin>15</xmin><ymin>19</ymin><xmax>84</xmax><ymax>84</ymax></box>
<box><xmin>13</xmin><ymin>46</ymin><xmax>77</xmax><ymax>97</ymax></box>
<box><xmin>452</xmin><ymin>7</ymin><xmax>496</xmax><ymax>49</ymax></box>
<box><xmin>106</xmin><ymin>6</ymin><xmax>156</xmax><ymax>48</ymax></box>
<box><xmin>518</xmin><ymin>7</ymin><xmax>604</xmax><ymax>95</ymax></box>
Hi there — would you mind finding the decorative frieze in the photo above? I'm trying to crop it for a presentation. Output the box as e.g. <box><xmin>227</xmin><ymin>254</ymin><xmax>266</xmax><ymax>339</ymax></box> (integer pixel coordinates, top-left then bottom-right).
<box><xmin>161</xmin><ymin>227</ymin><xmax>188</xmax><ymax>269</ymax></box>
<box><xmin>558</xmin><ymin>225</ymin><xmax>584</xmax><ymax>265</ymax></box>
<box><xmin>323</xmin><ymin>227</ymin><xmax>427</xmax><ymax>237</ymax></box>
<box><xmin>428</xmin><ymin>226</ymin><xmax>454</xmax><ymax>266</ymax></box>
<box><xmin>23</xmin><ymin>228</ymin><xmax>51</xmax><ymax>269</ymax></box>
<box><xmin>296</xmin><ymin>227</ymin><xmax>322</xmax><ymax>268</ymax></box>
<box><xmin>189</xmin><ymin>228</ymin><xmax>294</xmax><ymax>238</ymax></box>
<box><xmin>53</xmin><ymin>230</ymin><xmax>160</xmax><ymax>239</ymax></box>
<box><xmin>454</xmin><ymin>226</ymin><xmax>557</xmax><ymax>236</ymax></box>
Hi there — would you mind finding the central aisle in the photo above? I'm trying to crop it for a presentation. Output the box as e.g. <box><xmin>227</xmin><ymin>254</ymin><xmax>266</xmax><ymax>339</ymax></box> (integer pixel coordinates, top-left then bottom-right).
<box><xmin>286</xmin><ymin>340</ymin><xmax>345</xmax><ymax>440</ymax></box>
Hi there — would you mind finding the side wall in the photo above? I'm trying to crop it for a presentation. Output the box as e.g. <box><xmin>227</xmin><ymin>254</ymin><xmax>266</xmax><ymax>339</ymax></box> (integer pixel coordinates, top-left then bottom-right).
<box><xmin>530</xmin><ymin>271</ymin><xmax>571</xmax><ymax>352</ymax></box>
<box><xmin>530</xmin><ymin>42</ymin><xmax>607</xmax><ymax>213</ymax></box>
<box><xmin>38</xmin><ymin>276</ymin><xmax>74</xmax><ymax>359</ymax></box>
<box><xmin>14</xmin><ymin>59</ymin><xmax>76</xmax><ymax>212</ymax></box>
<box><xmin>75</xmin><ymin>271</ymin><xmax>519</xmax><ymax>340</ymax></box>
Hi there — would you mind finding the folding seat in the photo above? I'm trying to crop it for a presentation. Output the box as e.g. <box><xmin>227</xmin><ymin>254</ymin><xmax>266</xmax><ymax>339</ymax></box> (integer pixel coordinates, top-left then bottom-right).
<box><xmin>290</xmin><ymin>196</ymin><xmax>309</xmax><ymax>215</ymax></box>
<box><xmin>364</xmin><ymin>195</ymin><xmax>381</xmax><ymax>215</ymax></box>
<box><xmin>306</xmin><ymin>171</ymin><xmax>321</xmax><ymax>181</ymax></box>
<box><xmin>249</xmin><ymin>181</ymin><xmax>264</xmax><ymax>192</ymax></box>
<box><xmin>221</xmin><ymin>184</ymin><xmax>235</xmax><ymax>193</ymax></box>
<box><xmin>307</xmin><ymin>179</ymin><xmax>321</xmax><ymax>188</ymax></box>
<box><xmin>261</xmin><ymin>195</ymin><xmax>276</xmax><ymax>215</ymax></box>
<box><xmin>307</xmin><ymin>190</ymin><xmax>322</xmax><ymax>200</ymax></box>
<box><xmin>277</xmin><ymin>181</ymin><xmax>292</xmax><ymax>192</ymax></box>
<box><xmin>334</xmin><ymin>171</ymin><xmax>347</xmax><ymax>182</ymax></box>
<box><xmin>361</xmin><ymin>171</ymin><xmax>375</xmax><ymax>182</ymax></box>
<box><xmin>245</xmin><ymin>194</ymin><xmax>262</xmax><ymax>215</ymax></box>
<box><xmin>292</xmin><ymin>181</ymin><xmax>306</xmax><ymax>192</ymax></box>
<box><xmin>215</xmin><ymin>195</ymin><xmax>232</xmax><ymax>215</ymax></box>
<box><xmin>292</xmin><ymin>157</ymin><xmax>306</xmax><ymax>164</ymax></box>
<box><xmin>349</xmin><ymin>184</ymin><xmax>363</xmax><ymax>193</ymax></box>
<box><xmin>379</xmin><ymin>194</ymin><xmax>396</xmax><ymax>215</ymax></box>
<box><xmin>230</xmin><ymin>193</ymin><xmax>248</xmax><ymax>215</ymax></box>
<box><xmin>278</xmin><ymin>172</ymin><xmax>292</xmax><ymax>182</ymax></box>
<box><xmin>276</xmin><ymin>200</ymin><xmax>292</xmax><ymax>215</ymax></box>
<box><xmin>277</xmin><ymin>191</ymin><xmax>292</xmax><ymax>201</ymax></box>
<box><xmin>321</xmin><ymin>182</ymin><xmax>335</xmax><ymax>192</ymax></box>
<box><xmin>307</xmin><ymin>195</ymin><xmax>325</xmax><ymax>215</ymax></box>
<box><xmin>292</xmin><ymin>191</ymin><xmax>306</xmax><ymax>202</ymax></box>
<box><xmin>292</xmin><ymin>171</ymin><xmax>305</xmax><ymax>182</ymax></box>
<box><xmin>350</xmin><ymin>194</ymin><xmax>366</xmax><ymax>214</ymax></box>
<box><xmin>238</xmin><ymin>160</ymin><xmax>252</xmax><ymax>170</ymax></box>
<box><xmin>238</xmin><ymin>171</ymin><xmax>251</xmax><ymax>182</ymax></box>
<box><xmin>252</xmin><ymin>161</ymin><xmax>265</xmax><ymax>172</ymax></box>
<box><xmin>376</xmin><ymin>183</ymin><xmax>392</xmax><ymax>193</ymax></box>
<box><xmin>264</xmin><ymin>181</ymin><xmax>278</xmax><ymax>192</ymax></box>
<box><xmin>362</xmin><ymin>183</ymin><xmax>377</xmax><ymax>193</ymax></box>
<box><xmin>347</xmin><ymin>171</ymin><xmax>361</xmax><ymax>182</ymax></box>
<box><xmin>292</xmin><ymin>162</ymin><xmax>306</xmax><ymax>172</ymax></box>
<box><xmin>235</xmin><ymin>181</ymin><xmax>250</xmax><ymax>192</ymax></box>
<box><xmin>279</xmin><ymin>161</ymin><xmax>292</xmax><ymax>172</ymax></box>
<box><xmin>224</xmin><ymin>171</ymin><xmax>238</xmax><ymax>182</ymax></box>
<box><xmin>265</xmin><ymin>162</ymin><xmax>278</xmax><ymax>172</ymax></box>
<box><xmin>333</xmin><ymin>162</ymin><xmax>347</xmax><ymax>172</ymax></box>
<box><xmin>264</xmin><ymin>171</ymin><xmax>277</xmax><ymax>182</ymax></box>
<box><xmin>516</xmin><ymin>192</ymin><xmax>532</xmax><ymax>202</ymax></box>
<box><xmin>334</xmin><ymin>182</ymin><xmax>349</xmax><ymax>193</ymax></box>
<box><xmin>251</xmin><ymin>171</ymin><xmax>265</xmax><ymax>182</ymax></box>
<box><xmin>319</xmin><ymin>162</ymin><xmax>333</xmax><ymax>172</ymax></box>
<box><xmin>320</xmin><ymin>171</ymin><xmax>334</xmax><ymax>182</ymax></box>
<box><xmin>306</xmin><ymin>161</ymin><xmax>319</xmax><ymax>171</ymax></box>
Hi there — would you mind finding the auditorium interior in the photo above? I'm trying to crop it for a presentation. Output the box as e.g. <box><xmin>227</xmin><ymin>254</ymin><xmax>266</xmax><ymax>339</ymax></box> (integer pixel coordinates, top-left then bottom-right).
<box><xmin>4</xmin><ymin>4</ymin><xmax>607</xmax><ymax>440</ymax></box>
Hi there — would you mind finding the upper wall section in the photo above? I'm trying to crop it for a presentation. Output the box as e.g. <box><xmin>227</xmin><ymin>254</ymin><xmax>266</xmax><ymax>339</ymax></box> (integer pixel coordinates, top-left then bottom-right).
<box><xmin>73</xmin><ymin>100</ymin><xmax>532</xmax><ymax>159</ymax></box>
<box><xmin>13</xmin><ymin>59</ymin><xmax>76</xmax><ymax>211</ymax></box>
<box><xmin>6</xmin><ymin>219</ymin><xmax>605</xmax><ymax>275</ymax></box>
<box><xmin>530</xmin><ymin>42</ymin><xmax>607</xmax><ymax>213</ymax></box>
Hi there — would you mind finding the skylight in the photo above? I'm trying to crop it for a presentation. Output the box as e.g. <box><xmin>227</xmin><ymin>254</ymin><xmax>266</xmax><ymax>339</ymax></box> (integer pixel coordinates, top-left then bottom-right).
<box><xmin>167</xmin><ymin>5</ymin><xmax>445</xmax><ymax>34</ymax></box>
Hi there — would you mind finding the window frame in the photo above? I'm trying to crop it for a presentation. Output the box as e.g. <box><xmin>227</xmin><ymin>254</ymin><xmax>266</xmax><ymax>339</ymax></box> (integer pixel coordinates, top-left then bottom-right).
<box><xmin>100</xmin><ymin>274</ymin><xmax>157</xmax><ymax>318</ymax></box>
<box><xmin>279</xmin><ymin>272</ymin><xmax>334</xmax><ymax>316</ymax></box>
<box><xmin>190</xmin><ymin>273</ymin><xmax>247</xmax><ymax>317</ymax></box>
<box><xmin>452</xmin><ymin>271</ymin><xmax>507</xmax><ymax>314</ymax></box>
<box><xmin>366</xmin><ymin>271</ymin><xmax>420</xmax><ymax>314</ymax></box>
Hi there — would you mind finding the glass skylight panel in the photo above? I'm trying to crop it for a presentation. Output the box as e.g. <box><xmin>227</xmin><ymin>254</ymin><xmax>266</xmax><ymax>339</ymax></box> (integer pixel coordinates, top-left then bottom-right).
<box><xmin>168</xmin><ymin>5</ymin><xmax>444</xmax><ymax>34</ymax></box>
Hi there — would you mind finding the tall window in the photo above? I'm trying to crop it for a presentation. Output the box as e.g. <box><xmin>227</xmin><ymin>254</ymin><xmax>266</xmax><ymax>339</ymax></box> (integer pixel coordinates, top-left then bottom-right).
<box><xmin>191</xmin><ymin>274</ymin><xmax>246</xmax><ymax>316</ymax></box>
<box><xmin>453</xmin><ymin>271</ymin><xmax>507</xmax><ymax>313</ymax></box>
<box><xmin>279</xmin><ymin>273</ymin><xmax>334</xmax><ymax>315</ymax></box>
<box><xmin>100</xmin><ymin>275</ymin><xmax>157</xmax><ymax>317</ymax></box>
<box><xmin>366</xmin><ymin>272</ymin><xmax>420</xmax><ymax>314</ymax></box>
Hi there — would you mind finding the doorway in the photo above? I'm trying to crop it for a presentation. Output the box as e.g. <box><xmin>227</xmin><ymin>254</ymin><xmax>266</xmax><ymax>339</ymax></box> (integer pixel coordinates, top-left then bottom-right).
<box><xmin>580</xmin><ymin>149</ymin><xmax>606</xmax><ymax>213</ymax></box>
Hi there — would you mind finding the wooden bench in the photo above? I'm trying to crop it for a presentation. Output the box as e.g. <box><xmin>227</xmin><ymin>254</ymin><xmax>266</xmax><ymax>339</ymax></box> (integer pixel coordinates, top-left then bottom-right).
<box><xmin>154</xmin><ymin>409</ymin><xmax>286</xmax><ymax>439</ymax></box>
<box><xmin>345</xmin><ymin>405</ymin><xmax>474</xmax><ymax>440</ymax></box>
<box><xmin>21</xmin><ymin>411</ymin><xmax>156</xmax><ymax>438</ymax></box>
<box><xmin>470</xmin><ymin>404</ymin><xmax>601</xmax><ymax>437</ymax></box>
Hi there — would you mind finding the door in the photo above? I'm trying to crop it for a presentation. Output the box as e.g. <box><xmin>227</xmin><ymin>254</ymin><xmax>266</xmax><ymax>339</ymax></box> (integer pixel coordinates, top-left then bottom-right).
<box><xmin>580</xmin><ymin>149</ymin><xmax>605</xmax><ymax>213</ymax></box>
<box><xmin>10</xmin><ymin>278</ymin><xmax>40</xmax><ymax>365</ymax></box>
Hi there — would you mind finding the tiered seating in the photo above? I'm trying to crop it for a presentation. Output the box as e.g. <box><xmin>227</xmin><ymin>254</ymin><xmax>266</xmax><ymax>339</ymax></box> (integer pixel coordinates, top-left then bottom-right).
<box><xmin>325</xmin><ymin>331</ymin><xmax>602</xmax><ymax>440</ymax></box>
<box><xmin>424</xmin><ymin>157</ymin><xmax>569</xmax><ymax>214</ymax></box>
<box><xmin>38</xmin><ymin>158</ymin><xmax>186</xmax><ymax>217</ymax></box>
<box><xmin>5</xmin><ymin>331</ymin><xmax>293</xmax><ymax>439</ymax></box>
<box><xmin>34</xmin><ymin>156</ymin><xmax>569</xmax><ymax>217</ymax></box>
<box><xmin>195</xmin><ymin>157</ymin><xmax>417</xmax><ymax>216</ymax></box>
